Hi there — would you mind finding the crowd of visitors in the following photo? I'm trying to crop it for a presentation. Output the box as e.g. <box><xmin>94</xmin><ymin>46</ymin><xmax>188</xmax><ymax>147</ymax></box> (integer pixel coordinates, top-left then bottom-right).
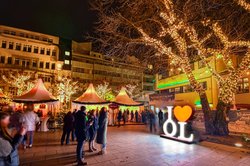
<box><xmin>61</xmin><ymin>106</ymin><xmax>108</xmax><ymax>165</ymax></box>
<box><xmin>0</xmin><ymin>104</ymin><xmax>167</xmax><ymax>166</ymax></box>
<box><xmin>115</xmin><ymin>109</ymin><xmax>166</xmax><ymax>133</ymax></box>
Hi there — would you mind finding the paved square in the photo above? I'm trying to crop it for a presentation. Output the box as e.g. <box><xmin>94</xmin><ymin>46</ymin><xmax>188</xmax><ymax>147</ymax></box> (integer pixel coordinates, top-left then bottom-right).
<box><xmin>19</xmin><ymin>125</ymin><xmax>250</xmax><ymax>166</ymax></box>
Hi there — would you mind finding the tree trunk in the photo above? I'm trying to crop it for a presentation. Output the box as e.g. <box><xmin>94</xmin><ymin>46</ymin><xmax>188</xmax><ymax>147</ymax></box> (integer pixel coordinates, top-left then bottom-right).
<box><xmin>213</xmin><ymin>101</ymin><xmax>229</xmax><ymax>136</ymax></box>
<box><xmin>199</xmin><ymin>93</ymin><xmax>216</xmax><ymax>135</ymax></box>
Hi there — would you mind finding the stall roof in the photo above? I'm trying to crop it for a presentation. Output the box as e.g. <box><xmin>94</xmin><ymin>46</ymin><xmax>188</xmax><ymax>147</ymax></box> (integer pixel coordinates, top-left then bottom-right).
<box><xmin>13</xmin><ymin>79</ymin><xmax>58</xmax><ymax>103</ymax></box>
<box><xmin>73</xmin><ymin>83</ymin><xmax>108</xmax><ymax>105</ymax></box>
<box><xmin>113</xmin><ymin>87</ymin><xmax>143</xmax><ymax>106</ymax></box>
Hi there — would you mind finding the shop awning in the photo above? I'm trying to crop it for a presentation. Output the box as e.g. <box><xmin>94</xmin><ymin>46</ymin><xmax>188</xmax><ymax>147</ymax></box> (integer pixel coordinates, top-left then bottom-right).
<box><xmin>73</xmin><ymin>83</ymin><xmax>109</xmax><ymax>105</ymax></box>
<box><xmin>113</xmin><ymin>87</ymin><xmax>143</xmax><ymax>106</ymax></box>
<box><xmin>13</xmin><ymin>79</ymin><xmax>58</xmax><ymax>103</ymax></box>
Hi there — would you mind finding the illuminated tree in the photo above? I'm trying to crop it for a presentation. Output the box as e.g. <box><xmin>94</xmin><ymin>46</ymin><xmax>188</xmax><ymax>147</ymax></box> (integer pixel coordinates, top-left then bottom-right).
<box><xmin>91</xmin><ymin>0</ymin><xmax>250</xmax><ymax>135</ymax></box>
<box><xmin>96</xmin><ymin>81</ymin><xmax>115</xmax><ymax>101</ymax></box>
<box><xmin>2</xmin><ymin>72</ymin><xmax>34</xmax><ymax>96</ymax></box>
<box><xmin>56</xmin><ymin>77</ymin><xmax>79</xmax><ymax>108</ymax></box>
<box><xmin>125</xmin><ymin>84</ymin><xmax>141</xmax><ymax>99</ymax></box>
<box><xmin>0</xmin><ymin>88</ymin><xmax>12</xmax><ymax>105</ymax></box>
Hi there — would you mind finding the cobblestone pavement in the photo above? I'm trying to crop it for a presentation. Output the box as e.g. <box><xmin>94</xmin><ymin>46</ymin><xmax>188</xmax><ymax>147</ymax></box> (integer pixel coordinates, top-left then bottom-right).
<box><xmin>19</xmin><ymin>125</ymin><xmax>250</xmax><ymax>166</ymax></box>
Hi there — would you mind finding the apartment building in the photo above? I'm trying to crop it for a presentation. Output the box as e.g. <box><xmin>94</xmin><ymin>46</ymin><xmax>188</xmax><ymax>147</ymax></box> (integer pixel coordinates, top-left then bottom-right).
<box><xmin>0</xmin><ymin>25</ymin><xmax>155</xmax><ymax>101</ymax></box>
<box><xmin>71</xmin><ymin>41</ymin><xmax>155</xmax><ymax>101</ymax></box>
<box><xmin>153</xmin><ymin>55</ymin><xmax>250</xmax><ymax>110</ymax></box>
<box><xmin>0</xmin><ymin>25</ymin><xmax>71</xmax><ymax>95</ymax></box>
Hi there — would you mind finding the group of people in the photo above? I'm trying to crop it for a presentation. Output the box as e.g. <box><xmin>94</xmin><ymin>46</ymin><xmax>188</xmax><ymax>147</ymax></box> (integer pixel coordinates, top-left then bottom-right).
<box><xmin>61</xmin><ymin>106</ymin><xmax>108</xmax><ymax>165</ymax></box>
<box><xmin>116</xmin><ymin>109</ymin><xmax>140</xmax><ymax>127</ymax></box>
<box><xmin>0</xmin><ymin>104</ymin><xmax>40</xmax><ymax>166</ymax></box>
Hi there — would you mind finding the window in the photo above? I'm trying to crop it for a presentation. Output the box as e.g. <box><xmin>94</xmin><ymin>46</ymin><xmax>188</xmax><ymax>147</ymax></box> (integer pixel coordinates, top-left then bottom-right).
<box><xmin>45</xmin><ymin>62</ymin><xmax>50</xmax><ymax>69</ymax></box>
<box><xmin>0</xmin><ymin>56</ymin><xmax>5</xmax><ymax>63</ymax></box>
<box><xmin>201</xmin><ymin>82</ymin><xmax>207</xmax><ymax>90</ymax></box>
<box><xmin>237</xmin><ymin>78</ymin><xmax>249</xmax><ymax>93</ymax></box>
<box><xmin>27</xmin><ymin>45</ymin><xmax>32</xmax><ymax>52</ymax></box>
<box><xmin>64</xmin><ymin>60</ymin><xmax>70</xmax><ymax>65</ymax></box>
<box><xmin>3</xmin><ymin>30</ymin><xmax>9</xmax><ymax>34</ymax></box>
<box><xmin>8</xmin><ymin>42</ymin><xmax>14</xmax><ymax>49</ymax></box>
<box><xmin>32</xmin><ymin>60</ymin><xmax>37</xmax><ymax>68</ymax></box>
<box><xmin>65</xmin><ymin>51</ymin><xmax>70</xmax><ymax>56</ymax></box>
<box><xmin>52</xmin><ymin>50</ymin><xmax>56</xmax><ymax>56</ymax></box>
<box><xmin>33</xmin><ymin>46</ymin><xmax>39</xmax><ymax>53</ymax></box>
<box><xmin>48</xmin><ymin>39</ymin><xmax>53</xmax><ymax>43</ymax></box>
<box><xmin>39</xmin><ymin>62</ymin><xmax>44</xmax><ymax>68</ymax></box>
<box><xmin>16</xmin><ymin>43</ymin><xmax>21</xmax><ymax>50</ymax></box>
<box><xmin>46</xmin><ymin>48</ymin><xmax>51</xmax><ymax>55</ymax></box>
<box><xmin>1</xmin><ymin>41</ymin><xmax>7</xmax><ymax>48</ymax></box>
<box><xmin>21</xmin><ymin>60</ymin><xmax>25</xmax><ymax>66</ymax></box>
<box><xmin>51</xmin><ymin>63</ymin><xmax>55</xmax><ymax>70</ymax></box>
<box><xmin>183</xmin><ymin>85</ymin><xmax>193</xmax><ymax>93</ymax></box>
<box><xmin>10</xmin><ymin>31</ymin><xmax>16</xmax><ymax>35</ymax></box>
<box><xmin>40</xmin><ymin>48</ymin><xmax>45</xmax><ymax>54</ymax></box>
<box><xmin>15</xmin><ymin>58</ymin><xmax>20</xmax><ymax>65</ymax></box>
<box><xmin>7</xmin><ymin>57</ymin><xmax>12</xmax><ymax>64</ymax></box>
<box><xmin>198</xmin><ymin>60</ymin><xmax>206</xmax><ymax>69</ymax></box>
<box><xmin>20</xmin><ymin>33</ymin><xmax>25</xmax><ymax>37</ymax></box>
<box><xmin>23</xmin><ymin>45</ymin><xmax>28</xmax><ymax>52</ymax></box>
<box><xmin>175</xmin><ymin>87</ymin><xmax>182</xmax><ymax>93</ymax></box>
<box><xmin>169</xmin><ymin>88</ymin><xmax>175</xmax><ymax>93</ymax></box>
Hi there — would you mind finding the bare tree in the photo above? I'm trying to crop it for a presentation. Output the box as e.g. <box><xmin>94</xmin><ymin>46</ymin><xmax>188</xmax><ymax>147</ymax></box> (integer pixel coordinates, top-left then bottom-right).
<box><xmin>90</xmin><ymin>0</ymin><xmax>250</xmax><ymax>135</ymax></box>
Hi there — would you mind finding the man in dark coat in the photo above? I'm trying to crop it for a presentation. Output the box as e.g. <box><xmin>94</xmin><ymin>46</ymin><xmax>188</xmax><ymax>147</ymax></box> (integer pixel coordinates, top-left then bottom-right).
<box><xmin>117</xmin><ymin>110</ymin><xmax>122</xmax><ymax>127</ymax></box>
<box><xmin>130</xmin><ymin>111</ymin><xmax>134</xmax><ymax>122</ymax></box>
<box><xmin>71</xmin><ymin>109</ymin><xmax>77</xmax><ymax>141</ymax></box>
<box><xmin>61</xmin><ymin>111</ymin><xmax>74</xmax><ymax>145</ymax></box>
<box><xmin>96</xmin><ymin>107</ymin><xmax>108</xmax><ymax>155</ymax></box>
<box><xmin>158</xmin><ymin>109</ymin><xmax>164</xmax><ymax>130</ymax></box>
<box><xmin>75</xmin><ymin>106</ymin><xmax>92</xmax><ymax>165</ymax></box>
<box><xmin>135</xmin><ymin>110</ymin><xmax>139</xmax><ymax>123</ymax></box>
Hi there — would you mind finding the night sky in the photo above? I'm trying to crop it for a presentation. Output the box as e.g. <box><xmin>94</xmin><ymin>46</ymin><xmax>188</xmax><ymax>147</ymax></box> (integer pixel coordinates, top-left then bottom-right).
<box><xmin>0</xmin><ymin>0</ymin><xmax>95</xmax><ymax>41</ymax></box>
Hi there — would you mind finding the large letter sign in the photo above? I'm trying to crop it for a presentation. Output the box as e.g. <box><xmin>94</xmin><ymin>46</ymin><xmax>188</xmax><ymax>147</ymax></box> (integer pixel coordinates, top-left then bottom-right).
<box><xmin>162</xmin><ymin>106</ymin><xmax>194</xmax><ymax>143</ymax></box>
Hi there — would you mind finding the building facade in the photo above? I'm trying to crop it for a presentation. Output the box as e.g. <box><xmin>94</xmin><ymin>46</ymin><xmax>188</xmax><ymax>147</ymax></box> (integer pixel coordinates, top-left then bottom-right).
<box><xmin>0</xmin><ymin>25</ymin><xmax>155</xmax><ymax>102</ymax></box>
<box><xmin>71</xmin><ymin>41</ymin><xmax>155</xmax><ymax>101</ymax></box>
<box><xmin>0</xmin><ymin>25</ymin><xmax>71</xmax><ymax>95</ymax></box>
<box><xmin>153</xmin><ymin>55</ymin><xmax>250</xmax><ymax>110</ymax></box>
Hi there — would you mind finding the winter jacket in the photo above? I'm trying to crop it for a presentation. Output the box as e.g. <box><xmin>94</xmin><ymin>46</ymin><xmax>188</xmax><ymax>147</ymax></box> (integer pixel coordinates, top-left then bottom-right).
<box><xmin>0</xmin><ymin>133</ymin><xmax>23</xmax><ymax>166</ymax></box>
<box><xmin>96</xmin><ymin>111</ymin><xmax>108</xmax><ymax>145</ymax></box>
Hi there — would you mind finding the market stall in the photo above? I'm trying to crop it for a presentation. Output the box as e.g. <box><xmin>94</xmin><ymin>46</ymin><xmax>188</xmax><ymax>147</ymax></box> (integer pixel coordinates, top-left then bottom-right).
<box><xmin>72</xmin><ymin>83</ymin><xmax>109</xmax><ymax>111</ymax></box>
<box><xmin>112</xmin><ymin>87</ymin><xmax>143</xmax><ymax>124</ymax></box>
<box><xmin>13</xmin><ymin>79</ymin><xmax>58</xmax><ymax>131</ymax></box>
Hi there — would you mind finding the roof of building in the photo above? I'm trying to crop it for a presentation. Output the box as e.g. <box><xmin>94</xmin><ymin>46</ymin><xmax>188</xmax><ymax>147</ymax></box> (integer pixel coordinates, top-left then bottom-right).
<box><xmin>73</xmin><ymin>83</ymin><xmax>108</xmax><ymax>105</ymax></box>
<box><xmin>13</xmin><ymin>79</ymin><xmax>58</xmax><ymax>103</ymax></box>
<box><xmin>113</xmin><ymin>87</ymin><xmax>143</xmax><ymax>106</ymax></box>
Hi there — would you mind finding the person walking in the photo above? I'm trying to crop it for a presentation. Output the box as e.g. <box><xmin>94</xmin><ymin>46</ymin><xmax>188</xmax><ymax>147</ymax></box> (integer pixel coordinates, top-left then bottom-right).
<box><xmin>9</xmin><ymin>109</ymin><xmax>23</xmax><ymax>131</ymax></box>
<box><xmin>158</xmin><ymin>109</ymin><xmax>164</xmax><ymax>131</ymax></box>
<box><xmin>20</xmin><ymin>104</ymin><xmax>40</xmax><ymax>149</ymax></box>
<box><xmin>61</xmin><ymin>111</ymin><xmax>74</xmax><ymax>145</ymax></box>
<box><xmin>122</xmin><ymin>111</ymin><xmax>126</xmax><ymax>125</ymax></box>
<box><xmin>126</xmin><ymin>109</ymin><xmax>129</xmax><ymax>122</ymax></box>
<box><xmin>117</xmin><ymin>110</ymin><xmax>122</xmax><ymax>127</ymax></box>
<box><xmin>130</xmin><ymin>111</ymin><xmax>134</xmax><ymax>122</ymax></box>
<box><xmin>0</xmin><ymin>112</ymin><xmax>26</xmax><ymax>166</ymax></box>
<box><xmin>71</xmin><ymin>109</ymin><xmax>77</xmax><ymax>142</ymax></box>
<box><xmin>135</xmin><ymin>110</ymin><xmax>139</xmax><ymax>123</ymax></box>
<box><xmin>88</xmin><ymin>109</ymin><xmax>98</xmax><ymax>152</ymax></box>
<box><xmin>96</xmin><ymin>107</ymin><xmax>108</xmax><ymax>155</ymax></box>
<box><xmin>75</xmin><ymin>106</ymin><xmax>92</xmax><ymax>165</ymax></box>
<box><xmin>149</xmin><ymin>110</ymin><xmax>157</xmax><ymax>133</ymax></box>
